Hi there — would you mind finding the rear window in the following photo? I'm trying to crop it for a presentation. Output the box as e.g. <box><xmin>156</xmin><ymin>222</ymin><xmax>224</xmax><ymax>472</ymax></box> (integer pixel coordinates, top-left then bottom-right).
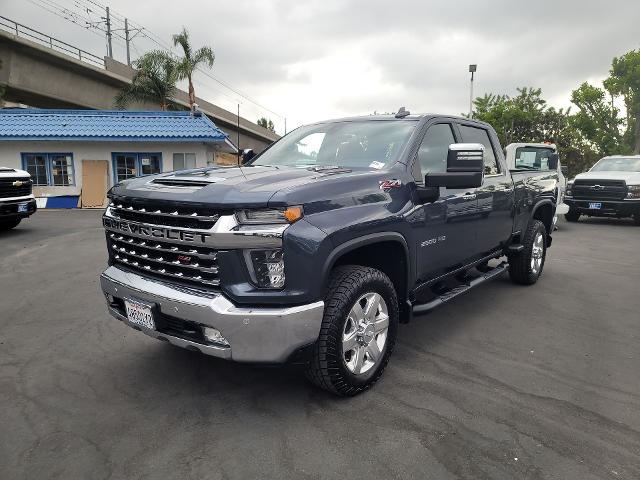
<box><xmin>514</xmin><ymin>146</ymin><xmax>555</xmax><ymax>170</ymax></box>
<box><xmin>459</xmin><ymin>125</ymin><xmax>499</xmax><ymax>175</ymax></box>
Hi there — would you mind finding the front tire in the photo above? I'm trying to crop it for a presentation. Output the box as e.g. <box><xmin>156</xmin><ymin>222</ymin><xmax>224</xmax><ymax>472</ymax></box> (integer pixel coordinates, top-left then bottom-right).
<box><xmin>633</xmin><ymin>214</ymin><xmax>640</xmax><ymax>226</ymax></box>
<box><xmin>508</xmin><ymin>219</ymin><xmax>547</xmax><ymax>285</ymax></box>
<box><xmin>0</xmin><ymin>218</ymin><xmax>21</xmax><ymax>231</ymax></box>
<box><xmin>565</xmin><ymin>210</ymin><xmax>580</xmax><ymax>222</ymax></box>
<box><xmin>305</xmin><ymin>265</ymin><xmax>398</xmax><ymax>396</ymax></box>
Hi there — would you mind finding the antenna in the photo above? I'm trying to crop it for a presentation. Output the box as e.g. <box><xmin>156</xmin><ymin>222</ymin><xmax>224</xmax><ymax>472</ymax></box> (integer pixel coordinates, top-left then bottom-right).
<box><xmin>395</xmin><ymin>107</ymin><xmax>410</xmax><ymax>118</ymax></box>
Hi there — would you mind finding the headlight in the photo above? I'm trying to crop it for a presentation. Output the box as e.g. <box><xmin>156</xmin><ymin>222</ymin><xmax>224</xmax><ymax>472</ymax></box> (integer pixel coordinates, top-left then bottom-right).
<box><xmin>236</xmin><ymin>206</ymin><xmax>303</xmax><ymax>225</ymax></box>
<box><xmin>246</xmin><ymin>249</ymin><xmax>285</xmax><ymax>288</ymax></box>
<box><xmin>566</xmin><ymin>182</ymin><xmax>573</xmax><ymax>196</ymax></box>
<box><xmin>627</xmin><ymin>185</ymin><xmax>640</xmax><ymax>199</ymax></box>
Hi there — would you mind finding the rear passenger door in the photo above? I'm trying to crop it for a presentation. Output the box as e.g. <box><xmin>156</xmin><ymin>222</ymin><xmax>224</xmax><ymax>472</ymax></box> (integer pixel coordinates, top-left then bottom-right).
<box><xmin>457</xmin><ymin>123</ymin><xmax>514</xmax><ymax>257</ymax></box>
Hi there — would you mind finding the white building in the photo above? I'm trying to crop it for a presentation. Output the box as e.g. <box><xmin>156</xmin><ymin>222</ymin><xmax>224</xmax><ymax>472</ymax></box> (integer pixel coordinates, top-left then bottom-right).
<box><xmin>0</xmin><ymin>109</ymin><xmax>236</xmax><ymax>208</ymax></box>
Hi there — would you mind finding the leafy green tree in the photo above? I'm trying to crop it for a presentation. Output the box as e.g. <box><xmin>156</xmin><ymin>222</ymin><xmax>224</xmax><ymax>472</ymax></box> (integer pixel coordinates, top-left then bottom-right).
<box><xmin>604</xmin><ymin>49</ymin><xmax>640</xmax><ymax>153</ymax></box>
<box><xmin>172</xmin><ymin>27</ymin><xmax>215</xmax><ymax>109</ymax></box>
<box><xmin>257</xmin><ymin>117</ymin><xmax>276</xmax><ymax>132</ymax></box>
<box><xmin>473</xmin><ymin>87</ymin><xmax>595</xmax><ymax>176</ymax></box>
<box><xmin>569</xmin><ymin>82</ymin><xmax>625</xmax><ymax>156</ymax></box>
<box><xmin>115</xmin><ymin>50</ymin><xmax>178</xmax><ymax>110</ymax></box>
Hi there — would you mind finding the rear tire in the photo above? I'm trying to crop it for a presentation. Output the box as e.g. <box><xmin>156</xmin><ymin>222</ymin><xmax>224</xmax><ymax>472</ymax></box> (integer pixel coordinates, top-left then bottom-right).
<box><xmin>508</xmin><ymin>220</ymin><xmax>547</xmax><ymax>285</ymax></box>
<box><xmin>305</xmin><ymin>265</ymin><xmax>398</xmax><ymax>396</ymax></box>
<box><xmin>565</xmin><ymin>210</ymin><xmax>580</xmax><ymax>222</ymax></box>
<box><xmin>0</xmin><ymin>218</ymin><xmax>21</xmax><ymax>231</ymax></box>
<box><xmin>633</xmin><ymin>214</ymin><xmax>640</xmax><ymax>226</ymax></box>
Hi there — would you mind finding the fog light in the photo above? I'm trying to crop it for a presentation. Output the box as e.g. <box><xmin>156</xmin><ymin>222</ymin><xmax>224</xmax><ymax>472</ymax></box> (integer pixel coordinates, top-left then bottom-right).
<box><xmin>249</xmin><ymin>249</ymin><xmax>285</xmax><ymax>288</ymax></box>
<box><xmin>203</xmin><ymin>327</ymin><xmax>229</xmax><ymax>347</ymax></box>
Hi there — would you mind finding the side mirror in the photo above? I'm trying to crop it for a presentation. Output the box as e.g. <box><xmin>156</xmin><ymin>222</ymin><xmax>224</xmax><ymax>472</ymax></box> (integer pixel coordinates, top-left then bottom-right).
<box><xmin>424</xmin><ymin>143</ymin><xmax>484</xmax><ymax>189</ymax></box>
<box><xmin>548</xmin><ymin>152</ymin><xmax>559</xmax><ymax>170</ymax></box>
<box><xmin>240</xmin><ymin>149</ymin><xmax>255</xmax><ymax>164</ymax></box>
<box><xmin>561</xmin><ymin>165</ymin><xmax>568</xmax><ymax>176</ymax></box>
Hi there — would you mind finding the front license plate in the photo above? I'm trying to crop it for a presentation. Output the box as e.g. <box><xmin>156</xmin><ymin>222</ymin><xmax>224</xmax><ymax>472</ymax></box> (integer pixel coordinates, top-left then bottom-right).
<box><xmin>124</xmin><ymin>299</ymin><xmax>155</xmax><ymax>329</ymax></box>
<box><xmin>588</xmin><ymin>202</ymin><xmax>602</xmax><ymax>209</ymax></box>
<box><xmin>17</xmin><ymin>202</ymin><xmax>29</xmax><ymax>213</ymax></box>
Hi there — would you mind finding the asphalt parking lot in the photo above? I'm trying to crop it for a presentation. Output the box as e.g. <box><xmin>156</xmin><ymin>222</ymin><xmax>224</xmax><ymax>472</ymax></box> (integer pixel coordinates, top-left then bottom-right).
<box><xmin>1</xmin><ymin>210</ymin><xmax>639</xmax><ymax>479</ymax></box>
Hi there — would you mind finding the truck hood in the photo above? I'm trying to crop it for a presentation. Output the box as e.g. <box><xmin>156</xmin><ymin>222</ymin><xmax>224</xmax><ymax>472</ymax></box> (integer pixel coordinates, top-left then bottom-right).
<box><xmin>0</xmin><ymin>167</ymin><xmax>30</xmax><ymax>178</ymax></box>
<box><xmin>109</xmin><ymin>165</ymin><xmax>385</xmax><ymax>209</ymax></box>
<box><xmin>573</xmin><ymin>171</ymin><xmax>640</xmax><ymax>184</ymax></box>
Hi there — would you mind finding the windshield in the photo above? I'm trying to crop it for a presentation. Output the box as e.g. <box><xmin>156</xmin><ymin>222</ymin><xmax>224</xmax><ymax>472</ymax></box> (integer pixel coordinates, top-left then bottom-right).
<box><xmin>514</xmin><ymin>146</ymin><xmax>555</xmax><ymax>170</ymax></box>
<box><xmin>253</xmin><ymin>120</ymin><xmax>417</xmax><ymax>169</ymax></box>
<box><xmin>590</xmin><ymin>157</ymin><xmax>640</xmax><ymax>172</ymax></box>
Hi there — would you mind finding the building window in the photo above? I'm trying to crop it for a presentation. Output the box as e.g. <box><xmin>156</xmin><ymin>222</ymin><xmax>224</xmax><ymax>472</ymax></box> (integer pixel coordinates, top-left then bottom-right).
<box><xmin>21</xmin><ymin>153</ymin><xmax>75</xmax><ymax>186</ymax></box>
<box><xmin>112</xmin><ymin>153</ymin><xmax>162</xmax><ymax>183</ymax></box>
<box><xmin>173</xmin><ymin>153</ymin><xmax>197</xmax><ymax>171</ymax></box>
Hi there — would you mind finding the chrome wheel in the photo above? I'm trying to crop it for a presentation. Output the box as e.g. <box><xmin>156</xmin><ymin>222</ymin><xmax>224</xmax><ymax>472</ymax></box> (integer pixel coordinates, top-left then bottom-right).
<box><xmin>531</xmin><ymin>232</ymin><xmax>544</xmax><ymax>274</ymax></box>
<box><xmin>342</xmin><ymin>292</ymin><xmax>389</xmax><ymax>375</ymax></box>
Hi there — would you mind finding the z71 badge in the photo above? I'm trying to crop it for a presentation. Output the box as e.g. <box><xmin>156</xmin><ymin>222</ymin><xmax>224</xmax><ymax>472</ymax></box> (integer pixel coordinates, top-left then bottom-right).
<box><xmin>379</xmin><ymin>179</ymin><xmax>402</xmax><ymax>190</ymax></box>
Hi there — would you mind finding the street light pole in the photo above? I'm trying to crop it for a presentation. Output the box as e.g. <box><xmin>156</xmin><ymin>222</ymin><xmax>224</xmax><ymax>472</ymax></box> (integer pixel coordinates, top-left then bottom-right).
<box><xmin>469</xmin><ymin>64</ymin><xmax>477</xmax><ymax>118</ymax></box>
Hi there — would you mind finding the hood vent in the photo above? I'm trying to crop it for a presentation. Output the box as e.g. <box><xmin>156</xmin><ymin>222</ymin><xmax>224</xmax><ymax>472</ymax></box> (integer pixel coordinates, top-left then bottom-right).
<box><xmin>152</xmin><ymin>178</ymin><xmax>212</xmax><ymax>188</ymax></box>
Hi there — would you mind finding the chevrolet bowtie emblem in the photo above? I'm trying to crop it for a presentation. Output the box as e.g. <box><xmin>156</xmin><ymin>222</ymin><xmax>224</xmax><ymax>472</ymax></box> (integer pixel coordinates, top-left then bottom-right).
<box><xmin>12</xmin><ymin>180</ymin><xmax>25</xmax><ymax>187</ymax></box>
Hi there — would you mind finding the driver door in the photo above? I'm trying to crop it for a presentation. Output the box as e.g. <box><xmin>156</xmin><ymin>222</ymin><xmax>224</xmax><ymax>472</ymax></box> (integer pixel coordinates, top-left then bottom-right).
<box><xmin>411</xmin><ymin>122</ymin><xmax>480</xmax><ymax>282</ymax></box>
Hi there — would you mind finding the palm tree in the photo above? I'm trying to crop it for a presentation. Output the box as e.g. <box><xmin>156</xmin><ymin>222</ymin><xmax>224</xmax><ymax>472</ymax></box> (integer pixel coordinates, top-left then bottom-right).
<box><xmin>115</xmin><ymin>50</ymin><xmax>178</xmax><ymax>110</ymax></box>
<box><xmin>172</xmin><ymin>27</ymin><xmax>215</xmax><ymax>109</ymax></box>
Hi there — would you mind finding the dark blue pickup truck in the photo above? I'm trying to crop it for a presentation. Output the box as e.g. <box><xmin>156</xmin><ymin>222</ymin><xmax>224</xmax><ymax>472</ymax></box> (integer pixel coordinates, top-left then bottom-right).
<box><xmin>100</xmin><ymin>112</ymin><xmax>559</xmax><ymax>395</ymax></box>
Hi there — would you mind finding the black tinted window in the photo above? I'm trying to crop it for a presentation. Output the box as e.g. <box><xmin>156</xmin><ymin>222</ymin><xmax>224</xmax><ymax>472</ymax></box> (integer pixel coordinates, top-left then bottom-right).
<box><xmin>418</xmin><ymin>123</ymin><xmax>455</xmax><ymax>175</ymax></box>
<box><xmin>459</xmin><ymin>125</ymin><xmax>499</xmax><ymax>175</ymax></box>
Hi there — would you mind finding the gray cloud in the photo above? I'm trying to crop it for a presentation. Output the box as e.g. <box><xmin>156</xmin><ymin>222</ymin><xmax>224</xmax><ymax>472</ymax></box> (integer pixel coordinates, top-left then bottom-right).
<box><xmin>3</xmin><ymin>0</ymin><xmax>640</xmax><ymax>132</ymax></box>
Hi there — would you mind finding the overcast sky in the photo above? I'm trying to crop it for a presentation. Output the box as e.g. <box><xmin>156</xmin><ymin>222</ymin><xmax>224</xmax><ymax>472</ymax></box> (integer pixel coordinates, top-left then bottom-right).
<box><xmin>4</xmin><ymin>0</ymin><xmax>640</xmax><ymax>133</ymax></box>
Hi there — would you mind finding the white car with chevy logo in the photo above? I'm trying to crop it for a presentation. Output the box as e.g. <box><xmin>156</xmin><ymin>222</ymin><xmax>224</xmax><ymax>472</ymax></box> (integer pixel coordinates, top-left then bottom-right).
<box><xmin>0</xmin><ymin>167</ymin><xmax>37</xmax><ymax>231</ymax></box>
<box><xmin>564</xmin><ymin>155</ymin><xmax>640</xmax><ymax>225</ymax></box>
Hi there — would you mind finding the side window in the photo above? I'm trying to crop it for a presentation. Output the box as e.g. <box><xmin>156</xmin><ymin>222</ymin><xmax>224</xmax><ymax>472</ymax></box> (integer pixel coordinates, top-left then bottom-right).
<box><xmin>417</xmin><ymin>123</ymin><xmax>455</xmax><ymax>177</ymax></box>
<box><xmin>459</xmin><ymin>125</ymin><xmax>499</xmax><ymax>175</ymax></box>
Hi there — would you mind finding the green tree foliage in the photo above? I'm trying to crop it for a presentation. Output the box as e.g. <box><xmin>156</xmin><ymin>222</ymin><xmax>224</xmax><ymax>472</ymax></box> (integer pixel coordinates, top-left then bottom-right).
<box><xmin>604</xmin><ymin>49</ymin><xmax>640</xmax><ymax>153</ymax></box>
<box><xmin>115</xmin><ymin>50</ymin><xmax>178</xmax><ymax>110</ymax></box>
<box><xmin>257</xmin><ymin>117</ymin><xmax>276</xmax><ymax>132</ymax></box>
<box><xmin>473</xmin><ymin>88</ymin><xmax>593</xmax><ymax>176</ymax></box>
<box><xmin>172</xmin><ymin>27</ymin><xmax>215</xmax><ymax>109</ymax></box>
<box><xmin>569</xmin><ymin>82</ymin><xmax>625</xmax><ymax>156</ymax></box>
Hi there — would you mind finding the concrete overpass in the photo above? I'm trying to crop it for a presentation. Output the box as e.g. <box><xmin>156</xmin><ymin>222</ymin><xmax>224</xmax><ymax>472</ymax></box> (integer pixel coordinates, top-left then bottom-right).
<box><xmin>0</xmin><ymin>23</ymin><xmax>279</xmax><ymax>153</ymax></box>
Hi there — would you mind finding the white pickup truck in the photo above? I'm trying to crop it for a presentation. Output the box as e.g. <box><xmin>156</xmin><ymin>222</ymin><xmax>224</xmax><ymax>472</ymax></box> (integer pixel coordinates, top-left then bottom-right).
<box><xmin>505</xmin><ymin>143</ymin><xmax>569</xmax><ymax>227</ymax></box>
<box><xmin>0</xmin><ymin>167</ymin><xmax>37</xmax><ymax>231</ymax></box>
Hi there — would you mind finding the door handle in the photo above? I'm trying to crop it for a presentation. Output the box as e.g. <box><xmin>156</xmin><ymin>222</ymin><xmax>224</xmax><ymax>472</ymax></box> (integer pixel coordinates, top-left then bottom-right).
<box><xmin>462</xmin><ymin>193</ymin><xmax>477</xmax><ymax>200</ymax></box>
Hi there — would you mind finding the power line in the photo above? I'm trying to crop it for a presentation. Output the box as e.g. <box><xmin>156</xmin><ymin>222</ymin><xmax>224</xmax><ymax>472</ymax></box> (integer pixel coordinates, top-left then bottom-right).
<box><xmin>26</xmin><ymin>0</ymin><xmax>285</xmax><ymax>121</ymax></box>
<box><xmin>61</xmin><ymin>0</ymin><xmax>284</xmax><ymax>119</ymax></box>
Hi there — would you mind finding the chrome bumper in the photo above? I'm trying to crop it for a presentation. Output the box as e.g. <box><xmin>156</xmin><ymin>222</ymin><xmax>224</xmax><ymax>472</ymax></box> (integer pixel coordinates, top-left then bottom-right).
<box><xmin>100</xmin><ymin>266</ymin><xmax>325</xmax><ymax>363</ymax></box>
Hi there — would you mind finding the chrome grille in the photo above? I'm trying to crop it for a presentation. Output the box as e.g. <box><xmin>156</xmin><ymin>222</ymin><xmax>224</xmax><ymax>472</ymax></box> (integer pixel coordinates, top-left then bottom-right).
<box><xmin>107</xmin><ymin>232</ymin><xmax>220</xmax><ymax>287</ymax></box>
<box><xmin>109</xmin><ymin>199</ymin><xmax>222</xmax><ymax>229</ymax></box>
<box><xmin>573</xmin><ymin>180</ymin><xmax>627</xmax><ymax>201</ymax></box>
<box><xmin>0</xmin><ymin>178</ymin><xmax>32</xmax><ymax>198</ymax></box>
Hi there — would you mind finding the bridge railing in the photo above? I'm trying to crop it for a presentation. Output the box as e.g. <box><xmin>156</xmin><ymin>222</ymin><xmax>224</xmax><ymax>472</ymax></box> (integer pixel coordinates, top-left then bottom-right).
<box><xmin>0</xmin><ymin>15</ymin><xmax>105</xmax><ymax>69</ymax></box>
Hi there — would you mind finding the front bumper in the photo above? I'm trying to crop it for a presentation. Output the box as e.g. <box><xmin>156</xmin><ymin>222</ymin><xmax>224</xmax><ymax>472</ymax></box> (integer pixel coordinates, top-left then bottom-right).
<box><xmin>0</xmin><ymin>198</ymin><xmax>37</xmax><ymax>219</ymax></box>
<box><xmin>565</xmin><ymin>198</ymin><xmax>640</xmax><ymax>217</ymax></box>
<box><xmin>100</xmin><ymin>266</ymin><xmax>325</xmax><ymax>363</ymax></box>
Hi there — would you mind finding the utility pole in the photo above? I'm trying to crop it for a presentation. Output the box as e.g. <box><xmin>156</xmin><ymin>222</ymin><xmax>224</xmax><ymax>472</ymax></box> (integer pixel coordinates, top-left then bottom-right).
<box><xmin>237</xmin><ymin>104</ymin><xmax>241</xmax><ymax>162</ymax></box>
<box><xmin>105</xmin><ymin>6</ymin><xmax>113</xmax><ymax>58</ymax></box>
<box><xmin>124</xmin><ymin>18</ymin><xmax>130</xmax><ymax>65</ymax></box>
<box><xmin>469</xmin><ymin>64</ymin><xmax>477</xmax><ymax>118</ymax></box>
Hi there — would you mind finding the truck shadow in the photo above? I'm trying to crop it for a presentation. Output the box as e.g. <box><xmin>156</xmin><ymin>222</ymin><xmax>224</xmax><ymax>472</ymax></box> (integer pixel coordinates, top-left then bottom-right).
<box><xmin>112</xmin><ymin>282</ymin><xmax>504</xmax><ymax>404</ymax></box>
